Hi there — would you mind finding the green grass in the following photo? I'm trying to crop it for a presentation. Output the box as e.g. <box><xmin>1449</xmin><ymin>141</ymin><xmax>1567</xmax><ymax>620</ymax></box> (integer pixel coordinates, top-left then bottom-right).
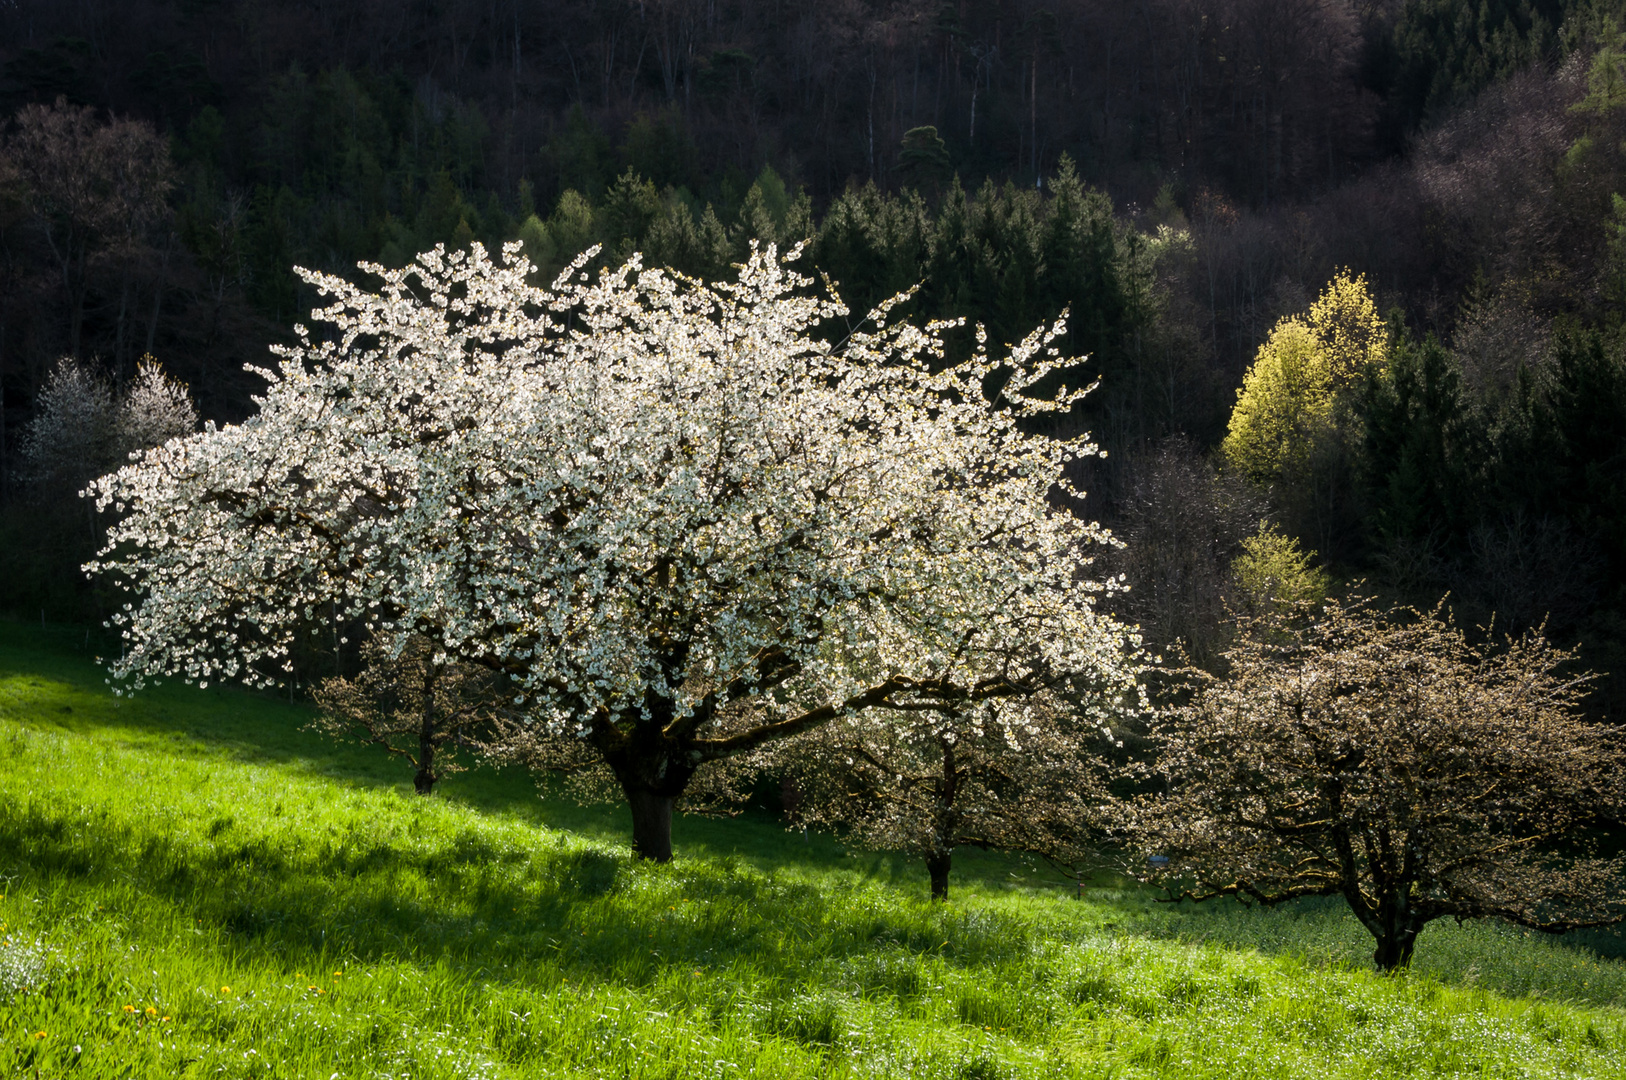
<box><xmin>2</xmin><ymin>620</ymin><xmax>1624</xmax><ymax>1078</ymax></box>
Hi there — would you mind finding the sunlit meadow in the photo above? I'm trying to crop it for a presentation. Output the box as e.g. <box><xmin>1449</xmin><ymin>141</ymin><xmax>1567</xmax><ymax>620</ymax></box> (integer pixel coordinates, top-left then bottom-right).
<box><xmin>3</xmin><ymin>620</ymin><xmax>1623</xmax><ymax>1078</ymax></box>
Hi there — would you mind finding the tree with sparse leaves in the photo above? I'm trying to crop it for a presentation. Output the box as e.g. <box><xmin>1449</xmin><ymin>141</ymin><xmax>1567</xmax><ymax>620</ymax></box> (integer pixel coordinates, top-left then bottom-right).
<box><xmin>2</xmin><ymin>98</ymin><xmax>173</xmax><ymax>359</ymax></box>
<box><xmin>87</xmin><ymin>240</ymin><xmax>1142</xmax><ymax>862</ymax></box>
<box><xmin>312</xmin><ymin>633</ymin><xmax>508</xmax><ymax>795</ymax></box>
<box><xmin>1136</xmin><ymin>598</ymin><xmax>1626</xmax><ymax>972</ymax></box>
<box><xmin>775</xmin><ymin>683</ymin><xmax>1137</xmax><ymax>901</ymax></box>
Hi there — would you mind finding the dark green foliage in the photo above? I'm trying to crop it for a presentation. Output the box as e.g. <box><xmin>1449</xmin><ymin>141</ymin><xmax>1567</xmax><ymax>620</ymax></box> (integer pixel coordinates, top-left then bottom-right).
<box><xmin>546</xmin><ymin>105</ymin><xmax>615</xmax><ymax>199</ymax></box>
<box><xmin>810</xmin><ymin>182</ymin><xmax>934</xmax><ymax>323</ymax></box>
<box><xmin>621</xmin><ymin>108</ymin><xmax>698</xmax><ymax>193</ymax></box>
<box><xmin>1</xmin><ymin>37</ymin><xmax>93</xmax><ymax>107</ymax></box>
<box><xmin>1494</xmin><ymin>326</ymin><xmax>1626</xmax><ymax>591</ymax></box>
<box><xmin>1381</xmin><ymin>0</ymin><xmax>1568</xmax><ymax>139</ymax></box>
<box><xmin>1359</xmin><ymin>333</ymin><xmax>1485</xmax><ymax>549</ymax></box>
<box><xmin>810</xmin><ymin>156</ymin><xmax>1149</xmax><ymax>431</ymax></box>
<box><xmin>898</xmin><ymin>125</ymin><xmax>951</xmax><ymax>188</ymax></box>
<box><xmin>599</xmin><ymin>169</ymin><xmax>665</xmax><ymax>262</ymax></box>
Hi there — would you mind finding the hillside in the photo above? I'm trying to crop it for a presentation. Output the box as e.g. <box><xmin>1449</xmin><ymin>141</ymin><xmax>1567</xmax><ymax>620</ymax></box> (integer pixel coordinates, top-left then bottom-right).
<box><xmin>2</xmin><ymin>621</ymin><xmax>1623</xmax><ymax>1079</ymax></box>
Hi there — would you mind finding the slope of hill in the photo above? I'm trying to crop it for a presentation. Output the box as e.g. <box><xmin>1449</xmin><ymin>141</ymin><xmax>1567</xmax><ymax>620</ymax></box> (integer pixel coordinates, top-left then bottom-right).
<box><xmin>2</xmin><ymin>620</ymin><xmax>1624</xmax><ymax>1079</ymax></box>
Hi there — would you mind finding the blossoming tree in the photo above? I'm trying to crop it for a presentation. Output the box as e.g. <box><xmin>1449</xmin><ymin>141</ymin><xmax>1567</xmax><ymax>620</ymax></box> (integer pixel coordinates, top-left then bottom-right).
<box><xmin>1138</xmin><ymin>599</ymin><xmax>1626</xmax><ymax>971</ymax></box>
<box><xmin>774</xmin><ymin>690</ymin><xmax>1131</xmax><ymax>901</ymax></box>
<box><xmin>88</xmin><ymin>241</ymin><xmax>1142</xmax><ymax>860</ymax></box>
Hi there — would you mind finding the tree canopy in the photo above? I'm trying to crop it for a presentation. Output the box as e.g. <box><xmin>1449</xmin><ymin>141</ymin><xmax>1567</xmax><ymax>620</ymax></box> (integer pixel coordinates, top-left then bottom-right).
<box><xmin>87</xmin><ymin>240</ymin><xmax>1143</xmax><ymax>860</ymax></box>
<box><xmin>1222</xmin><ymin>271</ymin><xmax>1388</xmax><ymax>484</ymax></box>
<box><xmin>1137</xmin><ymin>598</ymin><xmax>1626</xmax><ymax>971</ymax></box>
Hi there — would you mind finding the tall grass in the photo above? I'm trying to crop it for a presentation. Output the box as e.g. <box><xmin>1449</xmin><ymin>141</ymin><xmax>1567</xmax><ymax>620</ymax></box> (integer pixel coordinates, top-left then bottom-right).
<box><xmin>3</xmin><ymin>620</ymin><xmax>1624</xmax><ymax>1078</ymax></box>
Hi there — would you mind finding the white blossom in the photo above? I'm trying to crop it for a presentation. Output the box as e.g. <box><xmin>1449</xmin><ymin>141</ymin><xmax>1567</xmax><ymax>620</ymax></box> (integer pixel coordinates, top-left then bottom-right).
<box><xmin>115</xmin><ymin>357</ymin><xmax>197</xmax><ymax>456</ymax></box>
<box><xmin>87</xmin><ymin>240</ymin><xmax>1141</xmax><ymax>855</ymax></box>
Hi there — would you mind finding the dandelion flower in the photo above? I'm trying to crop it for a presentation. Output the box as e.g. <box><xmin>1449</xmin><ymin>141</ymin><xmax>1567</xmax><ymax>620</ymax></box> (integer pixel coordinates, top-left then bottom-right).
<box><xmin>123</xmin><ymin>1005</ymin><xmax>136</xmax><ymax>1013</ymax></box>
<box><xmin>34</xmin><ymin>1032</ymin><xmax>46</xmax><ymax>1039</ymax></box>
<box><xmin>220</xmin><ymin>986</ymin><xmax>231</xmax><ymax>994</ymax></box>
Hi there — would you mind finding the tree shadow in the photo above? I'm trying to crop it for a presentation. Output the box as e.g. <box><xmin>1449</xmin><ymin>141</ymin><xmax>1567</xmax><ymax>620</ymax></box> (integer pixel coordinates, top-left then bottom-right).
<box><xmin>0</xmin><ymin>620</ymin><xmax>1054</xmax><ymax>895</ymax></box>
<box><xmin>8</xmin><ymin>618</ymin><xmax>1619</xmax><ymax>1010</ymax></box>
<box><xmin>0</xmin><ymin>789</ymin><xmax>1049</xmax><ymax>996</ymax></box>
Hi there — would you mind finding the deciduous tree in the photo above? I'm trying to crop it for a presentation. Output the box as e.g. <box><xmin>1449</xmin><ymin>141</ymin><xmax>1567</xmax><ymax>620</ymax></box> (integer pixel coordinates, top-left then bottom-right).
<box><xmin>88</xmin><ymin>241</ymin><xmax>1142</xmax><ymax>862</ymax></box>
<box><xmin>2</xmin><ymin>99</ymin><xmax>173</xmax><ymax>359</ymax></box>
<box><xmin>775</xmin><ymin>681</ymin><xmax>1139</xmax><ymax>902</ymax></box>
<box><xmin>312</xmin><ymin>633</ymin><xmax>504</xmax><ymax>796</ymax></box>
<box><xmin>1137</xmin><ymin>598</ymin><xmax>1626</xmax><ymax>972</ymax></box>
<box><xmin>1222</xmin><ymin>270</ymin><xmax>1387</xmax><ymax>483</ymax></box>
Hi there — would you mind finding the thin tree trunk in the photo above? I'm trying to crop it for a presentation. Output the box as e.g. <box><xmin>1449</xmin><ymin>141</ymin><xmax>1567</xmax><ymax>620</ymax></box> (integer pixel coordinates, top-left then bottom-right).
<box><xmin>414</xmin><ymin>739</ymin><xmax>438</xmax><ymax>795</ymax></box>
<box><xmin>927</xmin><ymin>730</ymin><xmax>960</xmax><ymax>902</ymax></box>
<box><xmin>867</xmin><ymin>56</ymin><xmax>877</xmax><ymax>180</ymax></box>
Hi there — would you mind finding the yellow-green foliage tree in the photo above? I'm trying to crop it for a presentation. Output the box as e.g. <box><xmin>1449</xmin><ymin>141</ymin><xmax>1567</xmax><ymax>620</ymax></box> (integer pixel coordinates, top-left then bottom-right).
<box><xmin>1222</xmin><ymin>271</ymin><xmax>1388</xmax><ymax>484</ymax></box>
<box><xmin>1233</xmin><ymin>522</ymin><xmax>1330</xmax><ymax>613</ymax></box>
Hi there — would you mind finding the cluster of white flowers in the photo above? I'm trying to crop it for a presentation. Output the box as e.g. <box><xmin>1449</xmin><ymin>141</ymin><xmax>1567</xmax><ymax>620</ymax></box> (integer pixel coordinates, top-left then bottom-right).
<box><xmin>88</xmin><ymin>241</ymin><xmax>1138</xmax><ymax>760</ymax></box>
<box><xmin>20</xmin><ymin>358</ymin><xmax>115</xmax><ymax>485</ymax></box>
<box><xmin>115</xmin><ymin>358</ymin><xmax>198</xmax><ymax>455</ymax></box>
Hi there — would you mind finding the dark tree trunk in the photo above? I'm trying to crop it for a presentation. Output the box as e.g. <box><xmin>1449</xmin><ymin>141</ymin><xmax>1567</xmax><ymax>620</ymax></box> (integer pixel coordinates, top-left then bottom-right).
<box><xmin>1372</xmin><ymin>921</ymin><xmax>1421</xmax><ymax>972</ymax></box>
<box><xmin>625</xmin><ymin>784</ymin><xmax>676</xmax><ymax>861</ymax></box>
<box><xmin>927</xmin><ymin>731</ymin><xmax>960</xmax><ymax>902</ymax></box>
<box><xmin>415</xmin><ymin>678</ymin><xmax>438</xmax><ymax>795</ymax></box>
<box><xmin>926</xmin><ymin>850</ymin><xmax>952</xmax><ymax>901</ymax></box>
<box><xmin>604</xmin><ymin>735</ymin><xmax>693</xmax><ymax>862</ymax></box>
<box><xmin>413</xmin><ymin>741</ymin><xmax>437</xmax><ymax>795</ymax></box>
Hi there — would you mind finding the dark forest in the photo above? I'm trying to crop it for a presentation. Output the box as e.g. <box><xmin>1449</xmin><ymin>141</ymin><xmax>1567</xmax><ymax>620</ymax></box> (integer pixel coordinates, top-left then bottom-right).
<box><xmin>3</xmin><ymin>0</ymin><xmax>1626</xmax><ymax>711</ymax></box>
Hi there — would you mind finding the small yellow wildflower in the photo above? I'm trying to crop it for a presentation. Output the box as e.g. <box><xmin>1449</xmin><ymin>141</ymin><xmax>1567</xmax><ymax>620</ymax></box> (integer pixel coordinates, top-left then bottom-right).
<box><xmin>33</xmin><ymin>1032</ymin><xmax>45</xmax><ymax>1039</ymax></box>
<box><xmin>220</xmin><ymin>986</ymin><xmax>231</xmax><ymax>995</ymax></box>
<box><xmin>145</xmin><ymin>1006</ymin><xmax>157</xmax><ymax>1016</ymax></box>
<box><xmin>162</xmin><ymin>1016</ymin><xmax>171</xmax><ymax>1023</ymax></box>
<box><xmin>122</xmin><ymin>1005</ymin><xmax>136</xmax><ymax>1013</ymax></box>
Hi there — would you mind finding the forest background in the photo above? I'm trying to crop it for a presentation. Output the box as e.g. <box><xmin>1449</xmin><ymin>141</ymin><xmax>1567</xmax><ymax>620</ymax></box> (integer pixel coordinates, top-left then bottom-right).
<box><xmin>3</xmin><ymin>0</ymin><xmax>1626</xmax><ymax>715</ymax></box>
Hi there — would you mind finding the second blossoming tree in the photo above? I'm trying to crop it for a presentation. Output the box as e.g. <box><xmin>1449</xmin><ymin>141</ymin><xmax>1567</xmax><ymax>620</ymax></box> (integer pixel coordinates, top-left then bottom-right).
<box><xmin>88</xmin><ymin>241</ymin><xmax>1142</xmax><ymax>860</ymax></box>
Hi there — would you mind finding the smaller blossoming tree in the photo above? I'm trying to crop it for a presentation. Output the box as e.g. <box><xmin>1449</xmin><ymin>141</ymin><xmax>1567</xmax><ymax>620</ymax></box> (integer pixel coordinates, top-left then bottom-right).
<box><xmin>1137</xmin><ymin>598</ymin><xmax>1626</xmax><ymax>971</ymax></box>
<box><xmin>774</xmin><ymin>684</ymin><xmax>1132</xmax><ymax>901</ymax></box>
<box><xmin>311</xmin><ymin>633</ymin><xmax>505</xmax><ymax>795</ymax></box>
<box><xmin>88</xmin><ymin>241</ymin><xmax>1142</xmax><ymax>860</ymax></box>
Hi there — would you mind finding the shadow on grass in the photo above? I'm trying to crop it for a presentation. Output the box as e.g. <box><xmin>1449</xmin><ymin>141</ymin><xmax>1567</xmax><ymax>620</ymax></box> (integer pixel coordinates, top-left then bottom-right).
<box><xmin>7</xmin><ymin>618</ymin><xmax>1622</xmax><ymax>1005</ymax></box>
<box><xmin>0</xmin><ymin>786</ymin><xmax>1056</xmax><ymax>999</ymax></box>
<box><xmin>0</xmin><ymin>619</ymin><xmax>1063</xmax><ymax>898</ymax></box>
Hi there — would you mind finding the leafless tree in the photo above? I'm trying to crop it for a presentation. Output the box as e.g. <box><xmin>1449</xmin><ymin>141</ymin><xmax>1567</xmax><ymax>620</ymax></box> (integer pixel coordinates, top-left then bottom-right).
<box><xmin>2</xmin><ymin>99</ymin><xmax>173</xmax><ymax>359</ymax></box>
<box><xmin>1105</xmin><ymin>438</ymin><xmax>1264</xmax><ymax>668</ymax></box>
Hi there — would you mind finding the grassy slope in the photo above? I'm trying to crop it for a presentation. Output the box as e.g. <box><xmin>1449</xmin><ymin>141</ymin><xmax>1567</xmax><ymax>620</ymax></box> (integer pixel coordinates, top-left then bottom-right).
<box><xmin>2</xmin><ymin>621</ymin><xmax>1624</xmax><ymax>1079</ymax></box>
